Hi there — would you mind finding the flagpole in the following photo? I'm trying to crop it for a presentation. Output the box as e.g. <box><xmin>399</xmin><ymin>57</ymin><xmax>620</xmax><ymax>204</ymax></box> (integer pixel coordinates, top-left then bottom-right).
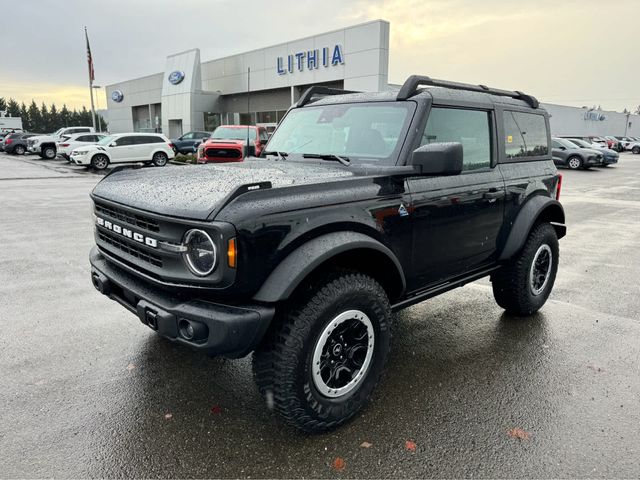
<box><xmin>85</xmin><ymin>27</ymin><xmax>97</xmax><ymax>130</ymax></box>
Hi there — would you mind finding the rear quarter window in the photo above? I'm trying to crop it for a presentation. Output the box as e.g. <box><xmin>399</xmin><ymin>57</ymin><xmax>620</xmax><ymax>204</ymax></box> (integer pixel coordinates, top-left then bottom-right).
<box><xmin>503</xmin><ymin>111</ymin><xmax>549</xmax><ymax>159</ymax></box>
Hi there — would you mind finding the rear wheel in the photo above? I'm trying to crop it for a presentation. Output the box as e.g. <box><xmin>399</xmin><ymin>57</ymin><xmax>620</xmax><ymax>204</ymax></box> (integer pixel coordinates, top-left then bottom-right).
<box><xmin>252</xmin><ymin>271</ymin><xmax>391</xmax><ymax>433</ymax></box>
<box><xmin>91</xmin><ymin>154</ymin><xmax>109</xmax><ymax>170</ymax></box>
<box><xmin>14</xmin><ymin>145</ymin><xmax>26</xmax><ymax>155</ymax></box>
<box><xmin>152</xmin><ymin>151</ymin><xmax>168</xmax><ymax>166</ymax></box>
<box><xmin>42</xmin><ymin>146</ymin><xmax>56</xmax><ymax>159</ymax></box>
<box><xmin>632</xmin><ymin>146</ymin><xmax>640</xmax><ymax>154</ymax></box>
<box><xmin>491</xmin><ymin>223</ymin><xmax>559</xmax><ymax>316</ymax></box>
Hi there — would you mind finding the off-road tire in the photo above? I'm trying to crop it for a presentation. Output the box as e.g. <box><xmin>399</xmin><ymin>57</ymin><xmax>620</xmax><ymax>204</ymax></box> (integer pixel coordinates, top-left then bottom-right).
<box><xmin>491</xmin><ymin>223</ymin><xmax>559</xmax><ymax>316</ymax></box>
<box><xmin>632</xmin><ymin>146</ymin><xmax>640</xmax><ymax>154</ymax></box>
<box><xmin>152</xmin><ymin>151</ymin><xmax>168</xmax><ymax>166</ymax></box>
<box><xmin>91</xmin><ymin>154</ymin><xmax>109</xmax><ymax>170</ymax></box>
<box><xmin>42</xmin><ymin>146</ymin><xmax>56</xmax><ymax>160</ymax></box>
<box><xmin>252</xmin><ymin>271</ymin><xmax>391</xmax><ymax>433</ymax></box>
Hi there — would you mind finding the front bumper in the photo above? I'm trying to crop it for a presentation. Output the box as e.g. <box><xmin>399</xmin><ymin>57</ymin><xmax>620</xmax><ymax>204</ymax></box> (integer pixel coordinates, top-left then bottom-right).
<box><xmin>71</xmin><ymin>153</ymin><xmax>90</xmax><ymax>165</ymax></box>
<box><xmin>28</xmin><ymin>145</ymin><xmax>39</xmax><ymax>153</ymax></box>
<box><xmin>90</xmin><ymin>247</ymin><xmax>274</xmax><ymax>358</ymax></box>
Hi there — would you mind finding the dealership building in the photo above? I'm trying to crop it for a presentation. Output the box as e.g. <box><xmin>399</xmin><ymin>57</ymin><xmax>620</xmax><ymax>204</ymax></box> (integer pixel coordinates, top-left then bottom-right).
<box><xmin>105</xmin><ymin>19</ymin><xmax>640</xmax><ymax>139</ymax></box>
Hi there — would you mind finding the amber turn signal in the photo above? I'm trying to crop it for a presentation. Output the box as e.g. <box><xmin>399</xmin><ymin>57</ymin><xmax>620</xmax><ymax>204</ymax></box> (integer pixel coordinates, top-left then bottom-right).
<box><xmin>227</xmin><ymin>238</ymin><xmax>237</xmax><ymax>268</ymax></box>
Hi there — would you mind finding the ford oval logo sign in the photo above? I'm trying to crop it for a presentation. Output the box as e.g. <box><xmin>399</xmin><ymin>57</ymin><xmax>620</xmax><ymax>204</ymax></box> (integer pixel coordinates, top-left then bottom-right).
<box><xmin>168</xmin><ymin>70</ymin><xmax>185</xmax><ymax>85</ymax></box>
<box><xmin>111</xmin><ymin>90</ymin><xmax>124</xmax><ymax>102</ymax></box>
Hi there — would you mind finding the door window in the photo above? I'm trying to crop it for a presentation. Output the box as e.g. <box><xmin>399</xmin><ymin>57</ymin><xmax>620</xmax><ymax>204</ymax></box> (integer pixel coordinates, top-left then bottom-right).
<box><xmin>181</xmin><ymin>132</ymin><xmax>194</xmax><ymax>140</ymax></box>
<box><xmin>114</xmin><ymin>136</ymin><xmax>135</xmax><ymax>146</ymax></box>
<box><xmin>421</xmin><ymin>107</ymin><xmax>492</xmax><ymax>171</ymax></box>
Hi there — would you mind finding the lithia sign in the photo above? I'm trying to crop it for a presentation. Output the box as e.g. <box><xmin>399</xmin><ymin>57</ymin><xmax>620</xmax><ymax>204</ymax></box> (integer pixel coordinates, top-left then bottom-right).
<box><xmin>277</xmin><ymin>45</ymin><xmax>344</xmax><ymax>75</ymax></box>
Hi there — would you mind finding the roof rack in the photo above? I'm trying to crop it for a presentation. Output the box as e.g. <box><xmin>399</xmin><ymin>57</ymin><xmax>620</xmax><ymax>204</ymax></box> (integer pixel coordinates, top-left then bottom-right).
<box><xmin>396</xmin><ymin>75</ymin><xmax>539</xmax><ymax>109</ymax></box>
<box><xmin>296</xmin><ymin>86</ymin><xmax>360</xmax><ymax>107</ymax></box>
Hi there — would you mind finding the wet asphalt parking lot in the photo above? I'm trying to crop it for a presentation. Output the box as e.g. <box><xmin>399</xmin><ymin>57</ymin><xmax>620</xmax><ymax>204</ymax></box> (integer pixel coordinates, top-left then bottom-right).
<box><xmin>0</xmin><ymin>152</ymin><xmax>639</xmax><ymax>478</ymax></box>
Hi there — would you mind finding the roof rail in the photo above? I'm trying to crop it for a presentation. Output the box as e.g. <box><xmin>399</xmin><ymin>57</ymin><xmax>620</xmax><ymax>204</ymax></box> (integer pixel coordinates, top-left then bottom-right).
<box><xmin>396</xmin><ymin>75</ymin><xmax>539</xmax><ymax>109</ymax></box>
<box><xmin>296</xmin><ymin>86</ymin><xmax>359</xmax><ymax>107</ymax></box>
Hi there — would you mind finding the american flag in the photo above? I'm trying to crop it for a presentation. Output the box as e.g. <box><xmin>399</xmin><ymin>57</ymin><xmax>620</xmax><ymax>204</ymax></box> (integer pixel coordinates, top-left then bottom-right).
<box><xmin>85</xmin><ymin>27</ymin><xmax>95</xmax><ymax>82</ymax></box>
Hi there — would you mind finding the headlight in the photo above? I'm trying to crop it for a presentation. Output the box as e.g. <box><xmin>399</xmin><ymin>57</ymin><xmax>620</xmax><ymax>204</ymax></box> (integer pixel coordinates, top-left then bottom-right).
<box><xmin>183</xmin><ymin>229</ymin><xmax>217</xmax><ymax>276</ymax></box>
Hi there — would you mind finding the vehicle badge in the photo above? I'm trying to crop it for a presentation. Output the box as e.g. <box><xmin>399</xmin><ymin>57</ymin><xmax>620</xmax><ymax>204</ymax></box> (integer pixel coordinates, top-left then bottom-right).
<box><xmin>398</xmin><ymin>204</ymin><xmax>409</xmax><ymax>217</ymax></box>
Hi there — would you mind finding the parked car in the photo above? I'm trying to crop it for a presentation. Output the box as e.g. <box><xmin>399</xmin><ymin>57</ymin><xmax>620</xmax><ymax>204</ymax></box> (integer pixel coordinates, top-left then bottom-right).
<box><xmin>3</xmin><ymin>133</ymin><xmax>38</xmax><ymax>155</ymax></box>
<box><xmin>603</xmin><ymin>136</ymin><xmax>623</xmax><ymax>152</ymax></box>
<box><xmin>552</xmin><ymin>137</ymin><xmax>603</xmax><ymax>169</ymax></box>
<box><xmin>89</xmin><ymin>75</ymin><xmax>566</xmax><ymax>432</ymax></box>
<box><xmin>627</xmin><ymin>140</ymin><xmax>640</xmax><ymax>154</ymax></box>
<box><xmin>171</xmin><ymin>131</ymin><xmax>210</xmax><ymax>154</ymax></box>
<box><xmin>70</xmin><ymin>133</ymin><xmax>175</xmax><ymax>170</ymax></box>
<box><xmin>566</xmin><ymin>138</ymin><xmax>618</xmax><ymax>166</ymax></box>
<box><xmin>57</xmin><ymin>133</ymin><xmax>107</xmax><ymax>160</ymax></box>
<box><xmin>0</xmin><ymin>132</ymin><xmax>10</xmax><ymax>151</ymax></box>
<box><xmin>28</xmin><ymin>126</ymin><xmax>95</xmax><ymax>159</ymax></box>
<box><xmin>197</xmin><ymin>125</ymin><xmax>269</xmax><ymax>163</ymax></box>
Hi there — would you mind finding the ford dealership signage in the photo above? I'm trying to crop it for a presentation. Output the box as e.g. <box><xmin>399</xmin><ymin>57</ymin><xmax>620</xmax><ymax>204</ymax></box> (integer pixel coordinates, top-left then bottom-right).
<box><xmin>168</xmin><ymin>70</ymin><xmax>185</xmax><ymax>85</ymax></box>
<box><xmin>111</xmin><ymin>90</ymin><xmax>124</xmax><ymax>103</ymax></box>
<box><xmin>277</xmin><ymin>45</ymin><xmax>344</xmax><ymax>75</ymax></box>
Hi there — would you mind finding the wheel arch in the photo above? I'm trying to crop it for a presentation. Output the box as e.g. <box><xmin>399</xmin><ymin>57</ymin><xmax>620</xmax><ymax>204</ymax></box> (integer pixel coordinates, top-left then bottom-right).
<box><xmin>252</xmin><ymin>231</ymin><xmax>406</xmax><ymax>304</ymax></box>
<box><xmin>499</xmin><ymin>195</ymin><xmax>566</xmax><ymax>261</ymax></box>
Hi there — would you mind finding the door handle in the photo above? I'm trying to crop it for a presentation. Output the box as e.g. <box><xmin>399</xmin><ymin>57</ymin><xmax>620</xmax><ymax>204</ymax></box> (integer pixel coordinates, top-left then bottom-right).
<box><xmin>483</xmin><ymin>190</ymin><xmax>505</xmax><ymax>200</ymax></box>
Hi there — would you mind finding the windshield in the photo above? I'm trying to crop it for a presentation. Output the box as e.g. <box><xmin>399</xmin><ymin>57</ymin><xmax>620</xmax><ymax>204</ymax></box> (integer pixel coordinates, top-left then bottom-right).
<box><xmin>211</xmin><ymin>127</ymin><xmax>255</xmax><ymax>141</ymax></box>
<box><xmin>568</xmin><ymin>139</ymin><xmax>591</xmax><ymax>148</ymax></box>
<box><xmin>266</xmin><ymin>102</ymin><xmax>415</xmax><ymax>165</ymax></box>
<box><xmin>555</xmin><ymin>138</ymin><xmax>578</xmax><ymax>149</ymax></box>
<box><xmin>53</xmin><ymin>128</ymin><xmax>65</xmax><ymax>136</ymax></box>
<box><xmin>97</xmin><ymin>135</ymin><xmax>115</xmax><ymax>146</ymax></box>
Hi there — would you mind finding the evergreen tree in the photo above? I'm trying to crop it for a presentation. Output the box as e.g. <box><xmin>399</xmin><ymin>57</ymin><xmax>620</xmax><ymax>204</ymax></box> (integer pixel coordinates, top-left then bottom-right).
<box><xmin>60</xmin><ymin>104</ymin><xmax>71</xmax><ymax>127</ymax></box>
<box><xmin>6</xmin><ymin>98</ymin><xmax>21</xmax><ymax>118</ymax></box>
<box><xmin>40</xmin><ymin>102</ymin><xmax>50</xmax><ymax>132</ymax></box>
<box><xmin>80</xmin><ymin>106</ymin><xmax>91</xmax><ymax>126</ymax></box>
<box><xmin>0</xmin><ymin>97</ymin><xmax>6</xmax><ymax>112</ymax></box>
<box><xmin>49</xmin><ymin>103</ymin><xmax>59</xmax><ymax>130</ymax></box>
<box><xmin>20</xmin><ymin>102</ymin><xmax>29</xmax><ymax>131</ymax></box>
<box><xmin>71</xmin><ymin>109</ymin><xmax>81</xmax><ymax>126</ymax></box>
<box><xmin>28</xmin><ymin>101</ymin><xmax>42</xmax><ymax>132</ymax></box>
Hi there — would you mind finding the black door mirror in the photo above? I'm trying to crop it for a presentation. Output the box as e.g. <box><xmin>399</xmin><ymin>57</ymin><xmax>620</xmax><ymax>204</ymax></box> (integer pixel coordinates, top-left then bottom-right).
<box><xmin>411</xmin><ymin>142</ymin><xmax>463</xmax><ymax>176</ymax></box>
<box><xmin>260</xmin><ymin>139</ymin><xmax>267</xmax><ymax>145</ymax></box>
<box><xmin>559</xmin><ymin>146</ymin><xmax>566</xmax><ymax>151</ymax></box>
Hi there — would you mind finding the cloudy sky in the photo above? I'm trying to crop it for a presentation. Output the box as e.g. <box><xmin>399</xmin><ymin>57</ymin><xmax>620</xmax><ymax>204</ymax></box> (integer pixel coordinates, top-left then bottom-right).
<box><xmin>2</xmin><ymin>0</ymin><xmax>639</xmax><ymax>111</ymax></box>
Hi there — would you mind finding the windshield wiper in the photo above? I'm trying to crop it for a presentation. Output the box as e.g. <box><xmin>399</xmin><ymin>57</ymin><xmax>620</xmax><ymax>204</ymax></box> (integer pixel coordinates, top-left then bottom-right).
<box><xmin>302</xmin><ymin>153</ymin><xmax>351</xmax><ymax>166</ymax></box>
<box><xmin>263</xmin><ymin>151</ymin><xmax>288</xmax><ymax>161</ymax></box>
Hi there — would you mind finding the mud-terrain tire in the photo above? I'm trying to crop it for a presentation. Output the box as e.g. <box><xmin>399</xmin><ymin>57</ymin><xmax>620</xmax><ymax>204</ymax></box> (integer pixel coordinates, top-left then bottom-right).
<box><xmin>491</xmin><ymin>223</ymin><xmax>559</xmax><ymax>316</ymax></box>
<box><xmin>252</xmin><ymin>271</ymin><xmax>391</xmax><ymax>433</ymax></box>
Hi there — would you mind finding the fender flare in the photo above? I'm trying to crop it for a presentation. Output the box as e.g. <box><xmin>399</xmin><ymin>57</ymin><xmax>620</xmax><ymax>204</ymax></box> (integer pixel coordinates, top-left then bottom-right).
<box><xmin>252</xmin><ymin>231</ymin><xmax>406</xmax><ymax>303</ymax></box>
<box><xmin>499</xmin><ymin>196</ymin><xmax>566</xmax><ymax>261</ymax></box>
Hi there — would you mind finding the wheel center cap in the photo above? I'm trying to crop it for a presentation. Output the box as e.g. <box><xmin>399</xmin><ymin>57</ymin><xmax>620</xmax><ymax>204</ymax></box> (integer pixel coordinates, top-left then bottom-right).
<box><xmin>332</xmin><ymin>344</ymin><xmax>343</xmax><ymax>356</ymax></box>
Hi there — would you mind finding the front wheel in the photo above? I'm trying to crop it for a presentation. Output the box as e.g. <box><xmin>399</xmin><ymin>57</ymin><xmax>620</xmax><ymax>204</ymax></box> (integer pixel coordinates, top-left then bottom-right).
<box><xmin>632</xmin><ymin>146</ymin><xmax>640</xmax><ymax>154</ymax></box>
<box><xmin>152</xmin><ymin>151</ymin><xmax>168</xmax><ymax>166</ymax></box>
<box><xmin>567</xmin><ymin>156</ymin><xmax>582</xmax><ymax>170</ymax></box>
<box><xmin>91</xmin><ymin>154</ymin><xmax>109</xmax><ymax>170</ymax></box>
<box><xmin>491</xmin><ymin>223</ymin><xmax>559</xmax><ymax>316</ymax></box>
<box><xmin>14</xmin><ymin>145</ymin><xmax>26</xmax><ymax>155</ymax></box>
<box><xmin>42</xmin><ymin>146</ymin><xmax>56</xmax><ymax>159</ymax></box>
<box><xmin>252</xmin><ymin>271</ymin><xmax>391</xmax><ymax>433</ymax></box>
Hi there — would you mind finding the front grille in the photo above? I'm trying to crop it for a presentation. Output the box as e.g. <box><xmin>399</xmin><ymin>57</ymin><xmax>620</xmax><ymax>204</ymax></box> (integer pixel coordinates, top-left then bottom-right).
<box><xmin>95</xmin><ymin>201</ymin><xmax>159</xmax><ymax>232</ymax></box>
<box><xmin>204</xmin><ymin>147</ymin><xmax>242</xmax><ymax>159</ymax></box>
<box><xmin>98</xmin><ymin>230</ymin><xmax>163</xmax><ymax>267</ymax></box>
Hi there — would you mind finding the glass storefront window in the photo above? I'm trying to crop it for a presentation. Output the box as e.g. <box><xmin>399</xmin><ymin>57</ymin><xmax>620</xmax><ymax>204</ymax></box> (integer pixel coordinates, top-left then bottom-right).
<box><xmin>204</xmin><ymin>112</ymin><xmax>222</xmax><ymax>132</ymax></box>
<box><xmin>257</xmin><ymin>111</ymin><xmax>277</xmax><ymax>124</ymax></box>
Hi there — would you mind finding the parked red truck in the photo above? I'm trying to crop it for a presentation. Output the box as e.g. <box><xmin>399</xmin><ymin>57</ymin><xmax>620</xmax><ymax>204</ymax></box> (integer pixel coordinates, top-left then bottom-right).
<box><xmin>197</xmin><ymin>125</ymin><xmax>269</xmax><ymax>163</ymax></box>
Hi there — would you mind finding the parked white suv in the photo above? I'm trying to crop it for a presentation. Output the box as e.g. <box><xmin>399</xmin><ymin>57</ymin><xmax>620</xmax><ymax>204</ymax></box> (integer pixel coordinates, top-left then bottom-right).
<box><xmin>28</xmin><ymin>126</ymin><xmax>95</xmax><ymax>159</ymax></box>
<box><xmin>57</xmin><ymin>133</ymin><xmax>107</xmax><ymax>160</ymax></box>
<box><xmin>70</xmin><ymin>133</ymin><xmax>175</xmax><ymax>170</ymax></box>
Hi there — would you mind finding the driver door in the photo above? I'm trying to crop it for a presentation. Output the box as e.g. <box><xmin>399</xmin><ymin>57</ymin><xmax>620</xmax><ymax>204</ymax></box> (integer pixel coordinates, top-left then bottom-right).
<box><xmin>407</xmin><ymin>106</ymin><xmax>505</xmax><ymax>290</ymax></box>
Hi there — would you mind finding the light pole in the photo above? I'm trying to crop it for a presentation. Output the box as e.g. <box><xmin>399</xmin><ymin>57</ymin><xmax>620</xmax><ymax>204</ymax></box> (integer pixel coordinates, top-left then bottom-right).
<box><xmin>92</xmin><ymin>85</ymin><xmax>103</xmax><ymax>132</ymax></box>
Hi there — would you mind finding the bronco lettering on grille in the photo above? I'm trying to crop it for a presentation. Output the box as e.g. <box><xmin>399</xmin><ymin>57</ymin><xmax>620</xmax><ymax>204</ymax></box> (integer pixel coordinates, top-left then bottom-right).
<box><xmin>96</xmin><ymin>216</ymin><xmax>158</xmax><ymax>248</ymax></box>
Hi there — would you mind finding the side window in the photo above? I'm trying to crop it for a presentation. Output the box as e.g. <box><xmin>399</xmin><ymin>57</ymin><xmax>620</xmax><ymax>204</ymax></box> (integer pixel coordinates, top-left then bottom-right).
<box><xmin>182</xmin><ymin>132</ymin><xmax>194</xmax><ymax>140</ymax></box>
<box><xmin>197</xmin><ymin>132</ymin><xmax>210</xmax><ymax>139</ymax></box>
<box><xmin>149</xmin><ymin>136</ymin><xmax>164</xmax><ymax>143</ymax></box>
<box><xmin>504</xmin><ymin>111</ymin><xmax>548</xmax><ymax>158</ymax></box>
<box><xmin>421</xmin><ymin>107</ymin><xmax>492</xmax><ymax>171</ymax></box>
<box><xmin>552</xmin><ymin>140</ymin><xmax>562</xmax><ymax>149</ymax></box>
<box><xmin>77</xmin><ymin>135</ymin><xmax>92</xmax><ymax>142</ymax></box>
<box><xmin>114</xmin><ymin>136</ymin><xmax>134</xmax><ymax>146</ymax></box>
<box><xmin>259</xmin><ymin>129</ymin><xmax>269</xmax><ymax>142</ymax></box>
<box><xmin>134</xmin><ymin>136</ymin><xmax>152</xmax><ymax>144</ymax></box>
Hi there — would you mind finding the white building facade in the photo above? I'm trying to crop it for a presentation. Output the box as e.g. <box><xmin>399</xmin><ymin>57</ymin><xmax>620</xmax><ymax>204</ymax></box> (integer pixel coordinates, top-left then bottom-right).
<box><xmin>105</xmin><ymin>20</ymin><xmax>390</xmax><ymax>137</ymax></box>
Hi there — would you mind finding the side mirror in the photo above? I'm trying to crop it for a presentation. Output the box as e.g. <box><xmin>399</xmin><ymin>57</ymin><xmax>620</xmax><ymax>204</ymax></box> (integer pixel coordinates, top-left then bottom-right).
<box><xmin>110</xmin><ymin>143</ymin><xmax>117</xmax><ymax>147</ymax></box>
<box><xmin>260</xmin><ymin>139</ymin><xmax>267</xmax><ymax>145</ymax></box>
<box><xmin>559</xmin><ymin>146</ymin><xmax>566</xmax><ymax>151</ymax></box>
<box><xmin>411</xmin><ymin>142</ymin><xmax>463</xmax><ymax>176</ymax></box>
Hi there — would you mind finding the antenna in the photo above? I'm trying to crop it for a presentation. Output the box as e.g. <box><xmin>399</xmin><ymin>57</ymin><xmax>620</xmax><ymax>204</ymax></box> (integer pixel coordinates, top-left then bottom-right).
<box><xmin>246</xmin><ymin>67</ymin><xmax>251</xmax><ymax>157</ymax></box>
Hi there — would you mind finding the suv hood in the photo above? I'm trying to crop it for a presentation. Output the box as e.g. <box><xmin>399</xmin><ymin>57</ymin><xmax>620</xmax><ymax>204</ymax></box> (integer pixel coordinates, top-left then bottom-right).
<box><xmin>91</xmin><ymin>159</ymin><xmax>355</xmax><ymax>220</ymax></box>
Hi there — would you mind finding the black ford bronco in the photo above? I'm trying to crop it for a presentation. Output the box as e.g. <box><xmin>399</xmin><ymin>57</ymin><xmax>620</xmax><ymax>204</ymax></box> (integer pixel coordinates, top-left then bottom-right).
<box><xmin>89</xmin><ymin>75</ymin><xmax>565</xmax><ymax>432</ymax></box>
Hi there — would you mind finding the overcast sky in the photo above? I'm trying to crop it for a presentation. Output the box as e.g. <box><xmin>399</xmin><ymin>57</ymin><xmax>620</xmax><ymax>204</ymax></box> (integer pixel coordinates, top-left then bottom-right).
<box><xmin>2</xmin><ymin>0</ymin><xmax>638</xmax><ymax>111</ymax></box>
